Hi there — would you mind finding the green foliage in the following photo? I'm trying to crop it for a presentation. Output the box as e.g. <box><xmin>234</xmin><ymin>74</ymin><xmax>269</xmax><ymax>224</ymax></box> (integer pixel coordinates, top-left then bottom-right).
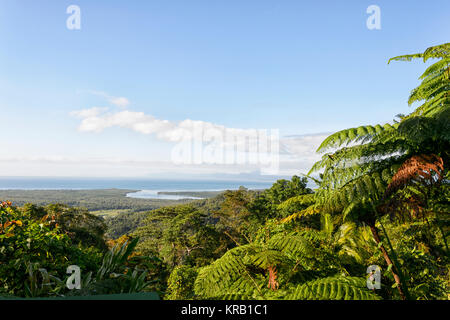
<box><xmin>22</xmin><ymin>203</ymin><xmax>108</xmax><ymax>250</ymax></box>
<box><xmin>96</xmin><ymin>238</ymin><xmax>139</xmax><ymax>281</ymax></box>
<box><xmin>0</xmin><ymin>202</ymin><xmax>163</xmax><ymax>298</ymax></box>
<box><xmin>286</xmin><ymin>276</ymin><xmax>381</xmax><ymax>300</ymax></box>
<box><xmin>193</xmin><ymin>218</ymin><xmax>377</xmax><ymax>300</ymax></box>
<box><xmin>104</xmin><ymin>210</ymin><xmax>149</xmax><ymax>239</ymax></box>
<box><xmin>264</xmin><ymin>176</ymin><xmax>313</xmax><ymax>205</ymax></box>
<box><xmin>165</xmin><ymin>265</ymin><xmax>198</xmax><ymax>300</ymax></box>
<box><xmin>301</xmin><ymin>43</ymin><xmax>450</xmax><ymax>300</ymax></box>
<box><xmin>308</xmin><ymin>43</ymin><xmax>449</xmax><ymax>225</ymax></box>
<box><xmin>378</xmin><ymin>218</ymin><xmax>449</xmax><ymax>300</ymax></box>
<box><xmin>193</xmin><ymin>43</ymin><xmax>449</xmax><ymax>301</ymax></box>
<box><xmin>211</xmin><ymin>177</ymin><xmax>313</xmax><ymax>246</ymax></box>
<box><xmin>389</xmin><ymin>43</ymin><xmax>449</xmax><ymax>117</ymax></box>
<box><xmin>23</xmin><ymin>261</ymin><xmax>63</xmax><ymax>298</ymax></box>
<box><xmin>133</xmin><ymin>205</ymin><xmax>225</xmax><ymax>269</ymax></box>
<box><xmin>0</xmin><ymin>202</ymin><xmax>102</xmax><ymax>297</ymax></box>
<box><xmin>213</xmin><ymin>188</ymin><xmax>258</xmax><ymax>245</ymax></box>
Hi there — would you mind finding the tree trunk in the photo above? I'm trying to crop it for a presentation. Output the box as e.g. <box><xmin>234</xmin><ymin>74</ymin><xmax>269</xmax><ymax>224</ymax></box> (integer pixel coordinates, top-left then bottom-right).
<box><xmin>369</xmin><ymin>224</ymin><xmax>407</xmax><ymax>300</ymax></box>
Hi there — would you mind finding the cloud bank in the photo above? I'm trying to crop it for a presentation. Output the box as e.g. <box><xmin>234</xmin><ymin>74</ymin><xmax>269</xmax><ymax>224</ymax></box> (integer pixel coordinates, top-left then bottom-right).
<box><xmin>70</xmin><ymin>107</ymin><xmax>277</xmax><ymax>145</ymax></box>
<box><xmin>68</xmin><ymin>107</ymin><xmax>329</xmax><ymax>176</ymax></box>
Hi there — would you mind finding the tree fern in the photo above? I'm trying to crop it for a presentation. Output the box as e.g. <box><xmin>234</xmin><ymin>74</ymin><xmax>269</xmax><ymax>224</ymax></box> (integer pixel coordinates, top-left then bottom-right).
<box><xmin>303</xmin><ymin>43</ymin><xmax>450</xmax><ymax>299</ymax></box>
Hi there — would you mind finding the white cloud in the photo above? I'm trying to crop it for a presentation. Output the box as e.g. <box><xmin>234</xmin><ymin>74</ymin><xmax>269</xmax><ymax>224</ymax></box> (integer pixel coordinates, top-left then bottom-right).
<box><xmin>65</xmin><ymin>107</ymin><xmax>330</xmax><ymax>177</ymax></box>
<box><xmin>108</xmin><ymin>96</ymin><xmax>130</xmax><ymax>108</ymax></box>
<box><xmin>70</xmin><ymin>107</ymin><xmax>275</xmax><ymax>146</ymax></box>
<box><xmin>274</xmin><ymin>134</ymin><xmax>329</xmax><ymax>175</ymax></box>
<box><xmin>87</xmin><ymin>90</ymin><xmax>130</xmax><ymax>108</ymax></box>
<box><xmin>70</xmin><ymin>107</ymin><xmax>107</xmax><ymax>119</ymax></box>
<box><xmin>281</xmin><ymin>133</ymin><xmax>330</xmax><ymax>160</ymax></box>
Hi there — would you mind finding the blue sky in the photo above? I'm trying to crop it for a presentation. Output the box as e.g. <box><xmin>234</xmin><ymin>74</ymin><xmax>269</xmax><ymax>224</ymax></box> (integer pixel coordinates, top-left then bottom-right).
<box><xmin>0</xmin><ymin>0</ymin><xmax>449</xmax><ymax>178</ymax></box>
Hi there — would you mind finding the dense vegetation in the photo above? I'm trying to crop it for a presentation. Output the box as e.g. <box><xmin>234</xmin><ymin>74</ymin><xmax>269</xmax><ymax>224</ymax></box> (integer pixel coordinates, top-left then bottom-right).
<box><xmin>0</xmin><ymin>43</ymin><xmax>448</xmax><ymax>300</ymax></box>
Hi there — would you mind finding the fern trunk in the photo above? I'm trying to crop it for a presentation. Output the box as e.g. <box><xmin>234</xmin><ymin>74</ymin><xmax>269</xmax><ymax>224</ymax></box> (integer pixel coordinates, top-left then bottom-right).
<box><xmin>368</xmin><ymin>224</ymin><xmax>408</xmax><ymax>300</ymax></box>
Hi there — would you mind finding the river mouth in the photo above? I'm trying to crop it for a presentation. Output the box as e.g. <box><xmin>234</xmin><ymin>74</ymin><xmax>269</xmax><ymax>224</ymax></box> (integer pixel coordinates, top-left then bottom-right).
<box><xmin>126</xmin><ymin>190</ymin><xmax>207</xmax><ymax>200</ymax></box>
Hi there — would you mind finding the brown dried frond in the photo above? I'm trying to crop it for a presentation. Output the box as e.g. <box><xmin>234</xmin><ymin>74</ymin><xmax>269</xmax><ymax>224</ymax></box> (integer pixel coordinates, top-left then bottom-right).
<box><xmin>379</xmin><ymin>154</ymin><xmax>444</xmax><ymax>220</ymax></box>
<box><xmin>267</xmin><ymin>265</ymin><xmax>279</xmax><ymax>291</ymax></box>
<box><xmin>385</xmin><ymin>154</ymin><xmax>444</xmax><ymax>198</ymax></box>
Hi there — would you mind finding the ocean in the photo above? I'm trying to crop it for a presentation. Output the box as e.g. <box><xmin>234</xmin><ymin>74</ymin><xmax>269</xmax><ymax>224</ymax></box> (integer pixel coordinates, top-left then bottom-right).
<box><xmin>0</xmin><ymin>177</ymin><xmax>276</xmax><ymax>200</ymax></box>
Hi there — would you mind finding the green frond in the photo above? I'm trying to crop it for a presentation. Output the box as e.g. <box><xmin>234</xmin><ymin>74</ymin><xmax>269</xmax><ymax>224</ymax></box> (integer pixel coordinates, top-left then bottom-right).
<box><xmin>389</xmin><ymin>43</ymin><xmax>449</xmax><ymax>123</ymax></box>
<box><xmin>315</xmin><ymin>124</ymin><xmax>394</xmax><ymax>153</ymax></box>
<box><xmin>320</xmin><ymin>213</ymin><xmax>334</xmax><ymax>236</ymax></box>
<box><xmin>299</xmin><ymin>173</ymin><xmax>322</xmax><ymax>186</ymax></box>
<box><xmin>315</xmin><ymin>169</ymin><xmax>396</xmax><ymax>214</ymax></box>
<box><xmin>410</xmin><ymin>91</ymin><xmax>449</xmax><ymax>117</ymax></box>
<box><xmin>419</xmin><ymin>58</ymin><xmax>450</xmax><ymax>79</ymax></box>
<box><xmin>206</xmin><ymin>293</ymin><xmax>256</xmax><ymax>300</ymax></box>
<box><xmin>277</xmin><ymin>194</ymin><xmax>315</xmax><ymax>211</ymax></box>
<box><xmin>388</xmin><ymin>43</ymin><xmax>450</xmax><ymax>63</ymax></box>
<box><xmin>320</xmin><ymin>155</ymin><xmax>406</xmax><ymax>191</ymax></box>
<box><xmin>280</xmin><ymin>205</ymin><xmax>320</xmax><ymax>223</ymax></box>
<box><xmin>422</xmin><ymin>43</ymin><xmax>450</xmax><ymax>62</ymax></box>
<box><xmin>268</xmin><ymin>233</ymin><xmax>315</xmax><ymax>257</ymax></box>
<box><xmin>285</xmin><ymin>276</ymin><xmax>381</xmax><ymax>300</ymax></box>
<box><xmin>247</xmin><ymin>249</ymin><xmax>286</xmax><ymax>269</ymax></box>
<box><xmin>297</xmin><ymin>228</ymin><xmax>329</xmax><ymax>243</ymax></box>
<box><xmin>194</xmin><ymin>245</ymin><xmax>252</xmax><ymax>294</ymax></box>
<box><xmin>226</xmin><ymin>276</ymin><xmax>264</xmax><ymax>296</ymax></box>
<box><xmin>408</xmin><ymin>72</ymin><xmax>448</xmax><ymax>105</ymax></box>
<box><xmin>388</xmin><ymin>53</ymin><xmax>423</xmax><ymax>64</ymax></box>
<box><xmin>310</xmin><ymin>133</ymin><xmax>403</xmax><ymax>177</ymax></box>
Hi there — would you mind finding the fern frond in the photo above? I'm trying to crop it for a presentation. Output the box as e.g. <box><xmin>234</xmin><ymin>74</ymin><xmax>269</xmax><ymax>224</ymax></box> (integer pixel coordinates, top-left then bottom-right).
<box><xmin>280</xmin><ymin>205</ymin><xmax>320</xmax><ymax>223</ymax></box>
<box><xmin>384</xmin><ymin>154</ymin><xmax>444</xmax><ymax>198</ymax></box>
<box><xmin>419</xmin><ymin>58</ymin><xmax>450</xmax><ymax>79</ymax></box>
<box><xmin>268</xmin><ymin>233</ymin><xmax>315</xmax><ymax>257</ymax></box>
<box><xmin>422</xmin><ymin>43</ymin><xmax>450</xmax><ymax>62</ymax></box>
<box><xmin>388</xmin><ymin>53</ymin><xmax>424</xmax><ymax>64</ymax></box>
<box><xmin>247</xmin><ymin>250</ymin><xmax>285</xmax><ymax>269</ymax></box>
<box><xmin>388</xmin><ymin>43</ymin><xmax>450</xmax><ymax>63</ymax></box>
<box><xmin>316</xmin><ymin>124</ymin><xmax>395</xmax><ymax>153</ymax></box>
<box><xmin>277</xmin><ymin>194</ymin><xmax>315</xmax><ymax>211</ymax></box>
<box><xmin>315</xmin><ymin>169</ymin><xmax>395</xmax><ymax>214</ymax></box>
<box><xmin>286</xmin><ymin>276</ymin><xmax>381</xmax><ymax>300</ymax></box>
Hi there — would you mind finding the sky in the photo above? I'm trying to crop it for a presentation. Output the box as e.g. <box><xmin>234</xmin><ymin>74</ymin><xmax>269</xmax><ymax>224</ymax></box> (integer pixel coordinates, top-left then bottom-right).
<box><xmin>0</xmin><ymin>0</ymin><xmax>449</xmax><ymax>179</ymax></box>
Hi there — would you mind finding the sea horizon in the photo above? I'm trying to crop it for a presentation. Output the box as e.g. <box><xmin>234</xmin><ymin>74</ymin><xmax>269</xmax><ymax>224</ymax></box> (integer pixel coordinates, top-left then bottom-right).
<box><xmin>0</xmin><ymin>176</ymin><xmax>277</xmax><ymax>192</ymax></box>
